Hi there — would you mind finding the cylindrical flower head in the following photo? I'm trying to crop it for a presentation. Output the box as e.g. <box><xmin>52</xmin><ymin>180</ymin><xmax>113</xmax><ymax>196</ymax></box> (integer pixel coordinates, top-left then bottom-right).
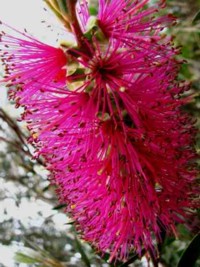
<box><xmin>0</xmin><ymin>0</ymin><xmax>199</xmax><ymax>263</ymax></box>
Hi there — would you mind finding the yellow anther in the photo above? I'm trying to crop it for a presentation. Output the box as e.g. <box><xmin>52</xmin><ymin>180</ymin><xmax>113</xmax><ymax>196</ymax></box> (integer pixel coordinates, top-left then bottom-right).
<box><xmin>32</xmin><ymin>132</ymin><xmax>38</xmax><ymax>139</ymax></box>
<box><xmin>119</xmin><ymin>86</ymin><xmax>126</xmax><ymax>92</ymax></box>
<box><xmin>116</xmin><ymin>230</ymin><xmax>121</xmax><ymax>236</ymax></box>
<box><xmin>97</xmin><ymin>168</ymin><xmax>103</xmax><ymax>175</ymax></box>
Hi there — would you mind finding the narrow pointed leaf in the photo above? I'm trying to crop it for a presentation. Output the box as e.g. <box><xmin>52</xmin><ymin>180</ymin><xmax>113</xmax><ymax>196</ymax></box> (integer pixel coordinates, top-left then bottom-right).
<box><xmin>120</xmin><ymin>249</ymin><xmax>146</xmax><ymax>267</ymax></box>
<box><xmin>15</xmin><ymin>252</ymin><xmax>41</xmax><ymax>264</ymax></box>
<box><xmin>177</xmin><ymin>233</ymin><xmax>200</xmax><ymax>267</ymax></box>
<box><xmin>56</xmin><ymin>0</ymin><xmax>68</xmax><ymax>15</ymax></box>
<box><xmin>75</xmin><ymin>237</ymin><xmax>91</xmax><ymax>267</ymax></box>
<box><xmin>193</xmin><ymin>10</ymin><xmax>200</xmax><ymax>24</ymax></box>
<box><xmin>53</xmin><ymin>203</ymin><xmax>66</xmax><ymax>210</ymax></box>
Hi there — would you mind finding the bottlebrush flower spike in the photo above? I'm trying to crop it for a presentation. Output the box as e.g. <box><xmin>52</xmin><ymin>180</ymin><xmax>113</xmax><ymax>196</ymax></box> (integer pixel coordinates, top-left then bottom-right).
<box><xmin>0</xmin><ymin>24</ymin><xmax>67</xmax><ymax>105</ymax></box>
<box><xmin>0</xmin><ymin>0</ymin><xmax>199</xmax><ymax>264</ymax></box>
<box><xmin>97</xmin><ymin>0</ymin><xmax>175</xmax><ymax>44</ymax></box>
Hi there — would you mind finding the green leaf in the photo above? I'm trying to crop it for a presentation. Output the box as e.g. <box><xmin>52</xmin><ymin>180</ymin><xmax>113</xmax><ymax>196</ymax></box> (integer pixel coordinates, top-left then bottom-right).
<box><xmin>42</xmin><ymin>185</ymin><xmax>50</xmax><ymax>192</ymax></box>
<box><xmin>56</xmin><ymin>0</ymin><xmax>68</xmax><ymax>15</ymax></box>
<box><xmin>52</xmin><ymin>203</ymin><xmax>66</xmax><ymax>210</ymax></box>
<box><xmin>193</xmin><ymin>10</ymin><xmax>200</xmax><ymax>24</ymax></box>
<box><xmin>75</xmin><ymin>237</ymin><xmax>91</xmax><ymax>267</ymax></box>
<box><xmin>177</xmin><ymin>233</ymin><xmax>200</xmax><ymax>267</ymax></box>
<box><xmin>65</xmin><ymin>221</ymin><xmax>75</xmax><ymax>225</ymax></box>
<box><xmin>120</xmin><ymin>249</ymin><xmax>146</xmax><ymax>267</ymax></box>
<box><xmin>15</xmin><ymin>252</ymin><xmax>41</xmax><ymax>264</ymax></box>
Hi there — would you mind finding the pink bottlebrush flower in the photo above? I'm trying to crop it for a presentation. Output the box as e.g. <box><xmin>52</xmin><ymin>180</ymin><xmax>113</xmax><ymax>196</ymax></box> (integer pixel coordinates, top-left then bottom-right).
<box><xmin>54</xmin><ymin>57</ymin><xmax>198</xmax><ymax>261</ymax></box>
<box><xmin>0</xmin><ymin>0</ymin><xmax>199</xmax><ymax>263</ymax></box>
<box><xmin>0</xmin><ymin>23</ymin><xmax>67</xmax><ymax>105</ymax></box>
<box><xmin>97</xmin><ymin>0</ymin><xmax>175</xmax><ymax>44</ymax></box>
